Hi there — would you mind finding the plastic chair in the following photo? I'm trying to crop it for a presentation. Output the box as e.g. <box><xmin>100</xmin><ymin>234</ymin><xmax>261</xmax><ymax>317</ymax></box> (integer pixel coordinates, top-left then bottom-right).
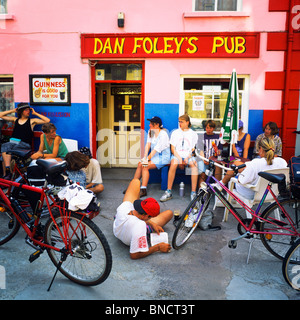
<box><xmin>62</xmin><ymin>139</ymin><xmax>78</xmax><ymax>152</ymax></box>
<box><xmin>223</xmin><ymin>167</ymin><xmax>290</xmax><ymax>222</ymax></box>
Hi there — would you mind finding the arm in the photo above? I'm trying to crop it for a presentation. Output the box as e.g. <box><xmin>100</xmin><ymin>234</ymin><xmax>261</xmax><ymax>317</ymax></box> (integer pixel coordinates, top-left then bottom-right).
<box><xmin>232</xmin><ymin>144</ymin><xmax>239</xmax><ymax>158</ymax></box>
<box><xmin>171</xmin><ymin>145</ymin><xmax>182</xmax><ymax>164</ymax></box>
<box><xmin>30</xmin><ymin>108</ymin><xmax>50</xmax><ymax>127</ymax></box>
<box><xmin>0</xmin><ymin>108</ymin><xmax>17</xmax><ymax>122</ymax></box>
<box><xmin>242</xmin><ymin>134</ymin><xmax>251</xmax><ymax>159</ymax></box>
<box><xmin>130</xmin><ymin>243</ymin><xmax>170</xmax><ymax>259</ymax></box>
<box><xmin>31</xmin><ymin>134</ymin><xmax>45</xmax><ymax>160</ymax></box>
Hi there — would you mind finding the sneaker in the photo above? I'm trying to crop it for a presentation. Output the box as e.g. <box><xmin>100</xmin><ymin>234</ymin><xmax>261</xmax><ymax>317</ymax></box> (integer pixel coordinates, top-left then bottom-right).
<box><xmin>160</xmin><ymin>190</ymin><xmax>172</xmax><ymax>202</ymax></box>
<box><xmin>3</xmin><ymin>172</ymin><xmax>12</xmax><ymax>180</ymax></box>
<box><xmin>185</xmin><ymin>213</ymin><xmax>196</xmax><ymax>228</ymax></box>
<box><xmin>139</xmin><ymin>188</ymin><xmax>147</xmax><ymax>198</ymax></box>
<box><xmin>190</xmin><ymin>191</ymin><xmax>196</xmax><ymax>201</ymax></box>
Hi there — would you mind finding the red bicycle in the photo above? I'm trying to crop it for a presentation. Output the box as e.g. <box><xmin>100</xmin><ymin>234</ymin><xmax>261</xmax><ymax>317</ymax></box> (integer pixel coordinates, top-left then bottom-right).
<box><xmin>0</xmin><ymin>159</ymin><xmax>112</xmax><ymax>290</ymax></box>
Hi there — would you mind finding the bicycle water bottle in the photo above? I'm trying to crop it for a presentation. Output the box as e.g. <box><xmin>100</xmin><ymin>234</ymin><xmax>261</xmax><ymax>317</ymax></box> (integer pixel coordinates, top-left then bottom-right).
<box><xmin>179</xmin><ymin>182</ymin><xmax>185</xmax><ymax>197</ymax></box>
<box><xmin>10</xmin><ymin>198</ymin><xmax>30</xmax><ymax>223</ymax></box>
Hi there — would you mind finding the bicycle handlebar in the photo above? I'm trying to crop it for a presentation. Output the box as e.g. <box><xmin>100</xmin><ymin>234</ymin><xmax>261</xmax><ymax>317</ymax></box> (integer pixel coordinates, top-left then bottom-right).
<box><xmin>195</xmin><ymin>150</ymin><xmax>232</xmax><ymax>171</ymax></box>
<box><xmin>195</xmin><ymin>149</ymin><xmax>247</xmax><ymax>173</ymax></box>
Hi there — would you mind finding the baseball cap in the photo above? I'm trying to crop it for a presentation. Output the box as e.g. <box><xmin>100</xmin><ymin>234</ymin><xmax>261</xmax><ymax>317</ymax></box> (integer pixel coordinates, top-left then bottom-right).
<box><xmin>17</xmin><ymin>103</ymin><xmax>30</xmax><ymax>112</ymax></box>
<box><xmin>79</xmin><ymin>146</ymin><xmax>92</xmax><ymax>158</ymax></box>
<box><xmin>147</xmin><ymin>116</ymin><xmax>162</xmax><ymax>127</ymax></box>
<box><xmin>239</xmin><ymin>120</ymin><xmax>244</xmax><ymax>129</ymax></box>
<box><xmin>133</xmin><ymin>197</ymin><xmax>160</xmax><ymax>217</ymax></box>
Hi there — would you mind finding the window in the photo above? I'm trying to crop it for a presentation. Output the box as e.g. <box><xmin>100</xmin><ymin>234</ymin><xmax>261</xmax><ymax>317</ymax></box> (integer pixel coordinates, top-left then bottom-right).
<box><xmin>95</xmin><ymin>64</ymin><xmax>142</xmax><ymax>81</ymax></box>
<box><xmin>0</xmin><ymin>75</ymin><xmax>14</xmax><ymax>112</ymax></box>
<box><xmin>182</xmin><ymin>77</ymin><xmax>246</xmax><ymax>132</ymax></box>
<box><xmin>0</xmin><ymin>0</ymin><xmax>7</xmax><ymax>14</ymax></box>
<box><xmin>195</xmin><ymin>0</ymin><xmax>241</xmax><ymax>11</ymax></box>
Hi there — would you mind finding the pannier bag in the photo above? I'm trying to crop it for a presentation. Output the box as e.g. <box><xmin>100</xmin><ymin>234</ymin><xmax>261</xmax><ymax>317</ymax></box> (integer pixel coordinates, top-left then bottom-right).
<box><xmin>288</xmin><ymin>156</ymin><xmax>300</xmax><ymax>198</ymax></box>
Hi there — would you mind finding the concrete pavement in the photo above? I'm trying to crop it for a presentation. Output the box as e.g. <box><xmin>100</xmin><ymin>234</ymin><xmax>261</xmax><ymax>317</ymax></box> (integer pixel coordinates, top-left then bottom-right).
<box><xmin>0</xmin><ymin>168</ymin><xmax>300</xmax><ymax>300</ymax></box>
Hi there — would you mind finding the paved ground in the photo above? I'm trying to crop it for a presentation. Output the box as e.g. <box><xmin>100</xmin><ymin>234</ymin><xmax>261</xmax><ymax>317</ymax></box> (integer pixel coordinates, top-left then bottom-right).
<box><xmin>0</xmin><ymin>168</ymin><xmax>300</xmax><ymax>301</ymax></box>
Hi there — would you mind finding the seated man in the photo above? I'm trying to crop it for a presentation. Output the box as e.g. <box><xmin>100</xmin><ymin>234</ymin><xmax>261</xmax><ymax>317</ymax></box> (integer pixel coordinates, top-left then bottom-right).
<box><xmin>79</xmin><ymin>147</ymin><xmax>104</xmax><ymax>195</ymax></box>
<box><xmin>113</xmin><ymin>178</ymin><xmax>173</xmax><ymax>259</ymax></box>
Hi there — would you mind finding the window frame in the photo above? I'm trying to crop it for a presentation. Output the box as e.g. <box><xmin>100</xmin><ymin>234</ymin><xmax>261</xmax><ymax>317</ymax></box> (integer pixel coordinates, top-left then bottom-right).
<box><xmin>179</xmin><ymin>74</ymin><xmax>249</xmax><ymax>133</ymax></box>
<box><xmin>0</xmin><ymin>0</ymin><xmax>7</xmax><ymax>14</ymax></box>
<box><xmin>0</xmin><ymin>75</ymin><xmax>14</xmax><ymax>112</ymax></box>
<box><xmin>193</xmin><ymin>0</ymin><xmax>243</xmax><ymax>12</ymax></box>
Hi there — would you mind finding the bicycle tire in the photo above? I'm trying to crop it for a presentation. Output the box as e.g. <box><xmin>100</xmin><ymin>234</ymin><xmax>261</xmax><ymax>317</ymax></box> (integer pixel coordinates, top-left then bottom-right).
<box><xmin>260</xmin><ymin>198</ymin><xmax>300</xmax><ymax>261</ymax></box>
<box><xmin>172</xmin><ymin>190</ymin><xmax>212</xmax><ymax>249</ymax></box>
<box><xmin>0</xmin><ymin>203</ymin><xmax>20</xmax><ymax>245</ymax></box>
<box><xmin>44</xmin><ymin>212</ymin><xmax>112</xmax><ymax>286</ymax></box>
<box><xmin>282</xmin><ymin>238</ymin><xmax>300</xmax><ymax>291</ymax></box>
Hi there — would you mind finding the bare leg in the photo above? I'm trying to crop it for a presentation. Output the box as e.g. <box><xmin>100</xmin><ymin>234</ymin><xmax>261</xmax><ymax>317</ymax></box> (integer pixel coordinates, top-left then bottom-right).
<box><xmin>167</xmin><ymin>158</ymin><xmax>179</xmax><ymax>190</ymax></box>
<box><xmin>151</xmin><ymin>209</ymin><xmax>173</xmax><ymax>228</ymax></box>
<box><xmin>123</xmin><ymin>178</ymin><xmax>140</xmax><ymax>203</ymax></box>
<box><xmin>141</xmin><ymin>162</ymin><xmax>157</xmax><ymax>187</ymax></box>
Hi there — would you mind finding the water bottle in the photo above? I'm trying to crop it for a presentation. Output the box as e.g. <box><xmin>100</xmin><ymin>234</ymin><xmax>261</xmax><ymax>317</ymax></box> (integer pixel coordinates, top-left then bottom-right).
<box><xmin>10</xmin><ymin>198</ymin><xmax>31</xmax><ymax>223</ymax></box>
<box><xmin>179</xmin><ymin>182</ymin><xmax>185</xmax><ymax>197</ymax></box>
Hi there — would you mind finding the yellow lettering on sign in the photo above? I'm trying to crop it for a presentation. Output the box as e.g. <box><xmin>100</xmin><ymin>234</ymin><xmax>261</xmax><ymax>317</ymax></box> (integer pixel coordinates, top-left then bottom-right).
<box><xmin>234</xmin><ymin>37</ymin><xmax>246</xmax><ymax>54</ymax></box>
<box><xmin>153</xmin><ymin>38</ymin><xmax>163</xmax><ymax>53</ymax></box>
<box><xmin>94</xmin><ymin>38</ymin><xmax>103</xmax><ymax>54</ymax></box>
<box><xmin>114</xmin><ymin>38</ymin><xmax>125</xmax><ymax>54</ymax></box>
<box><xmin>187</xmin><ymin>37</ymin><xmax>198</xmax><ymax>54</ymax></box>
<box><xmin>163</xmin><ymin>37</ymin><xmax>174</xmax><ymax>54</ymax></box>
<box><xmin>174</xmin><ymin>37</ymin><xmax>185</xmax><ymax>53</ymax></box>
<box><xmin>132</xmin><ymin>38</ymin><xmax>144</xmax><ymax>54</ymax></box>
<box><xmin>211</xmin><ymin>36</ymin><xmax>246</xmax><ymax>54</ymax></box>
<box><xmin>143</xmin><ymin>37</ymin><xmax>153</xmax><ymax>54</ymax></box>
<box><xmin>211</xmin><ymin>37</ymin><xmax>224</xmax><ymax>53</ymax></box>
<box><xmin>103</xmin><ymin>38</ymin><xmax>113</xmax><ymax>54</ymax></box>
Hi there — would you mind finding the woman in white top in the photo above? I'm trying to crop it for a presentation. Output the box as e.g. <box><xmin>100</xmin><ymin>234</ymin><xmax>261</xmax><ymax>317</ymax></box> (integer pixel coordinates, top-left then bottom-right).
<box><xmin>133</xmin><ymin>116</ymin><xmax>170</xmax><ymax>198</ymax></box>
<box><xmin>221</xmin><ymin>137</ymin><xmax>287</xmax><ymax>199</ymax></box>
<box><xmin>160</xmin><ymin>114</ymin><xmax>198</xmax><ymax>202</ymax></box>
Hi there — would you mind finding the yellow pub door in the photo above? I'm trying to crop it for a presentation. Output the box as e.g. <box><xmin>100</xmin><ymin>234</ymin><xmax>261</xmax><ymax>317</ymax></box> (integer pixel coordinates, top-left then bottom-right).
<box><xmin>96</xmin><ymin>84</ymin><xmax>141</xmax><ymax>168</ymax></box>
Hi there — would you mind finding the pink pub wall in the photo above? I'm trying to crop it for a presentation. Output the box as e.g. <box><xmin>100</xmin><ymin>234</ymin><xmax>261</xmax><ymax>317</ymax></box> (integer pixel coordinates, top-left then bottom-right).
<box><xmin>0</xmin><ymin>0</ymin><xmax>287</xmax><ymax>148</ymax></box>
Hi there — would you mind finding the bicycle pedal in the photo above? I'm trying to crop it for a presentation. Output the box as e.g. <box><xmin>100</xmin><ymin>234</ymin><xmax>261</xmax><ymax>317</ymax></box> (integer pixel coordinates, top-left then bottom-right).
<box><xmin>29</xmin><ymin>250</ymin><xmax>42</xmax><ymax>263</ymax></box>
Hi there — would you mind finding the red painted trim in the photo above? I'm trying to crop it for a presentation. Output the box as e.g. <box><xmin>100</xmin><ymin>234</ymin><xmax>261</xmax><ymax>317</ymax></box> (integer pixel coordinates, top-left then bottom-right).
<box><xmin>90</xmin><ymin>60</ymin><xmax>145</xmax><ymax>159</ymax></box>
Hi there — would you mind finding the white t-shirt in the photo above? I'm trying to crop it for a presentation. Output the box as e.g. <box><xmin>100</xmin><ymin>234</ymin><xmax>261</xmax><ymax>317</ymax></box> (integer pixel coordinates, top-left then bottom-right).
<box><xmin>169</xmin><ymin>128</ymin><xmax>198</xmax><ymax>159</ymax></box>
<box><xmin>82</xmin><ymin>158</ymin><xmax>103</xmax><ymax>184</ymax></box>
<box><xmin>113</xmin><ymin>201</ymin><xmax>149</xmax><ymax>254</ymax></box>
<box><xmin>236</xmin><ymin>157</ymin><xmax>287</xmax><ymax>199</ymax></box>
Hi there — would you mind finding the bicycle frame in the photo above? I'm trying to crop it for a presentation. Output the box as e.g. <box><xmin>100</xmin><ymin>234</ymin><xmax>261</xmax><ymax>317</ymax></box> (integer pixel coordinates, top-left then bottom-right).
<box><xmin>0</xmin><ymin>177</ymin><xmax>89</xmax><ymax>254</ymax></box>
<box><xmin>198</xmin><ymin>155</ymin><xmax>299</xmax><ymax>238</ymax></box>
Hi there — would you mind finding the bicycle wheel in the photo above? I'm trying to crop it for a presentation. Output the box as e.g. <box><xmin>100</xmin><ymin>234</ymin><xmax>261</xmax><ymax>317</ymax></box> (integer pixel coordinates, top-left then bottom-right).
<box><xmin>0</xmin><ymin>203</ymin><xmax>20</xmax><ymax>245</ymax></box>
<box><xmin>172</xmin><ymin>190</ymin><xmax>212</xmax><ymax>249</ymax></box>
<box><xmin>260</xmin><ymin>198</ymin><xmax>300</xmax><ymax>261</ymax></box>
<box><xmin>44</xmin><ymin>212</ymin><xmax>112</xmax><ymax>286</ymax></box>
<box><xmin>282</xmin><ymin>238</ymin><xmax>300</xmax><ymax>290</ymax></box>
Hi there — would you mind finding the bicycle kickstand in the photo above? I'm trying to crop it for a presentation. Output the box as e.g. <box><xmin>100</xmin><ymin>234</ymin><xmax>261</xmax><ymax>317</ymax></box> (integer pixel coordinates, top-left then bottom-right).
<box><xmin>47</xmin><ymin>250</ymin><xmax>68</xmax><ymax>292</ymax></box>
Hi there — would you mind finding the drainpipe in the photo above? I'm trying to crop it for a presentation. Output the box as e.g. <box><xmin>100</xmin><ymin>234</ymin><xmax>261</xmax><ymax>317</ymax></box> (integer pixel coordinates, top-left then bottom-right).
<box><xmin>282</xmin><ymin>0</ymin><xmax>294</xmax><ymax>158</ymax></box>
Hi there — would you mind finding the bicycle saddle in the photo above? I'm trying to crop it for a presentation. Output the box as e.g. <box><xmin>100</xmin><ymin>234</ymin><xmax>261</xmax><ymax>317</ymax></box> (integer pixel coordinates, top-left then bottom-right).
<box><xmin>258</xmin><ymin>172</ymin><xmax>286</xmax><ymax>184</ymax></box>
<box><xmin>36</xmin><ymin>159</ymin><xmax>67</xmax><ymax>175</ymax></box>
<box><xmin>8</xmin><ymin>148</ymin><xmax>32</xmax><ymax>159</ymax></box>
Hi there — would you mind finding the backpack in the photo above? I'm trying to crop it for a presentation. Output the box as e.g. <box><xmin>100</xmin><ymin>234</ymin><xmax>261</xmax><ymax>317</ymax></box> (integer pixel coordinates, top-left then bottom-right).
<box><xmin>288</xmin><ymin>156</ymin><xmax>300</xmax><ymax>198</ymax></box>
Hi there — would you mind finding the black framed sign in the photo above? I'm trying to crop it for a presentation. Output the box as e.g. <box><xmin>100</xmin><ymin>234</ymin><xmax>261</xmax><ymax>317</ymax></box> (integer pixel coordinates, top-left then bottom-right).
<box><xmin>29</xmin><ymin>74</ymin><xmax>71</xmax><ymax>106</ymax></box>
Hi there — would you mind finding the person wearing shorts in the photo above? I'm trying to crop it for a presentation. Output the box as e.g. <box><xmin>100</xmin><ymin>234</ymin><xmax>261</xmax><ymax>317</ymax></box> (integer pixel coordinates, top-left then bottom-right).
<box><xmin>132</xmin><ymin>116</ymin><xmax>170</xmax><ymax>198</ymax></box>
<box><xmin>113</xmin><ymin>178</ymin><xmax>173</xmax><ymax>259</ymax></box>
<box><xmin>160</xmin><ymin>114</ymin><xmax>198</xmax><ymax>202</ymax></box>
<box><xmin>0</xmin><ymin>103</ymin><xmax>50</xmax><ymax>179</ymax></box>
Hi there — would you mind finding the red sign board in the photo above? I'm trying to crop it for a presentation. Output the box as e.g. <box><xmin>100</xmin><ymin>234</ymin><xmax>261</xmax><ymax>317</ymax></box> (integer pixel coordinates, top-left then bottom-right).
<box><xmin>81</xmin><ymin>32</ymin><xmax>260</xmax><ymax>59</ymax></box>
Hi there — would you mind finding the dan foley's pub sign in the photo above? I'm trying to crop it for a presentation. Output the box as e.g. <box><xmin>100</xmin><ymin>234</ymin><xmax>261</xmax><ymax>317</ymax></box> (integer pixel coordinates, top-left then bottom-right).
<box><xmin>81</xmin><ymin>32</ymin><xmax>260</xmax><ymax>58</ymax></box>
